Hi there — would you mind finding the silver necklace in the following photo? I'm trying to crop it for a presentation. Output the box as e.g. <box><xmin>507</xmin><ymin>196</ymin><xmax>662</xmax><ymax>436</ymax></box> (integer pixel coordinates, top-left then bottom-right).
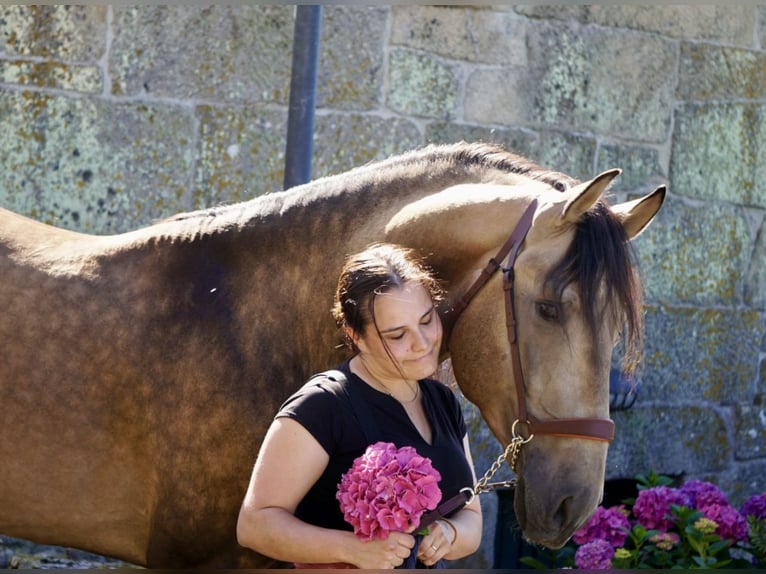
<box><xmin>358</xmin><ymin>359</ymin><xmax>420</xmax><ymax>403</ymax></box>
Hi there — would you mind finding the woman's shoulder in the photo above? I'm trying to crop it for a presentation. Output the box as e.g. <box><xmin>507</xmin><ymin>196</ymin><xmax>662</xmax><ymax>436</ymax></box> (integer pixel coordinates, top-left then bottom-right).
<box><xmin>279</xmin><ymin>368</ymin><xmax>351</xmax><ymax>413</ymax></box>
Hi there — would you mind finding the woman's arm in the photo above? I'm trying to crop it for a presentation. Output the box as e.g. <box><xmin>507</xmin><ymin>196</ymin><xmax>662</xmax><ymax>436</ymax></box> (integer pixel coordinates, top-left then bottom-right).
<box><xmin>416</xmin><ymin>435</ymin><xmax>483</xmax><ymax>566</ymax></box>
<box><xmin>236</xmin><ymin>417</ymin><xmax>415</xmax><ymax>568</ymax></box>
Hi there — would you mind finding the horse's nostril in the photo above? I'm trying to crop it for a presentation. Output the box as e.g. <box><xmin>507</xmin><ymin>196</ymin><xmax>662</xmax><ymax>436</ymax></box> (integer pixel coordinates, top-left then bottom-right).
<box><xmin>554</xmin><ymin>495</ymin><xmax>574</xmax><ymax>529</ymax></box>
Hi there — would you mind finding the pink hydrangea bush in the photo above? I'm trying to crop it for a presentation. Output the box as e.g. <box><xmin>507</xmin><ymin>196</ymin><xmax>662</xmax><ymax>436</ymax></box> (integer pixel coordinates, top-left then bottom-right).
<box><xmin>522</xmin><ymin>473</ymin><xmax>766</xmax><ymax>570</ymax></box>
<box><xmin>336</xmin><ymin>441</ymin><xmax>442</xmax><ymax>541</ymax></box>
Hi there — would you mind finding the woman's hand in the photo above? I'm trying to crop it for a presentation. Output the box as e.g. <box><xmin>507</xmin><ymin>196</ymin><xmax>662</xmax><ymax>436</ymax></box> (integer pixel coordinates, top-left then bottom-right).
<box><xmin>348</xmin><ymin>532</ymin><xmax>415</xmax><ymax>569</ymax></box>
<box><xmin>416</xmin><ymin>520</ymin><xmax>455</xmax><ymax>567</ymax></box>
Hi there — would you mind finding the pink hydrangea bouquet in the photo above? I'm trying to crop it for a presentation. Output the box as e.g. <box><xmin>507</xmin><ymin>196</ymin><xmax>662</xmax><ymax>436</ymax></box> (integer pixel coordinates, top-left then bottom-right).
<box><xmin>295</xmin><ymin>442</ymin><xmax>442</xmax><ymax>569</ymax></box>
<box><xmin>522</xmin><ymin>472</ymin><xmax>766</xmax><ymax>570</ymax></box>
<box><xmin>337</xmin><ymin>441</ymin><xmax>442</xmax><ymax>540</ymax></box>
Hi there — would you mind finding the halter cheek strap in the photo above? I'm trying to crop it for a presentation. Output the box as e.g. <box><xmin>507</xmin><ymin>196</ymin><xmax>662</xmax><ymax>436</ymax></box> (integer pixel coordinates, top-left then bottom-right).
<box><xmin>446</xmin><ymin>198</ymin><xmax>615</xmax><ymax>445</ymax></box>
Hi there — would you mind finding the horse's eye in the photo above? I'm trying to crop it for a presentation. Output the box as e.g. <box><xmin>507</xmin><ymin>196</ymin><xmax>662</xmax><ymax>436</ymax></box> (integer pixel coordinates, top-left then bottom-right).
<box><xmin>554</xmin><ymin>181</ymin><xmax>568</xmax><ymax>192</ymax></box>
<box><xmin>536</xmin><ymin>301</ymin><xmax>560</xmax><ymax>322</ymax></box>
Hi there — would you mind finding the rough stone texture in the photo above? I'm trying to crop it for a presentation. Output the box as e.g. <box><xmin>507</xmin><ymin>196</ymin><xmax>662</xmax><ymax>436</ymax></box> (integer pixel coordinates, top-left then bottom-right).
<box><xmin>387</xmin><ymin>48</ymin><xmax>459</xmax><ymax>119</ymax></box>
<box><xmin>110</xmin><ymin>6</ymin><xmax>294</xmax><ymax>102</ymax></box>
<box><xmin>2</xmin><ymin>4</ymin><xmax>766</xmax><ymax>568</ymax></box>
<box><xmin>195</xmin><ymin>106</ymin><xmax>288</xmax><ymax>206</ymax></box>
<box><xmin>391</xmin><ymin>5</ymin><xmax>528</xmax><ymax>66</ymax></box>
<box><xmin>632</xmin><ymin>197</ymin><xmax>751</xmax><ymax>306</ymax></box>
<box><xmin>0</xmin><ymin>5</ymin><xmax>107</xmax><ymax>60</ymax></box>
<box><xmin>465</xmin><ymin>20</ymin><xmax>676</xmax><ymax>142</ymax></box>
<box><xmin>735</xmin><ymin>404</ymin><xmax>766</xmax><ymax>460</ymax></box>
<box><xmin>746</xmin><ymin>221</ymin><xmax>766</xmax><ymax>309</ymax></box>
<box><xmin>678</xmin><ymin>43</ymin><xmax>766</xmax><ymax>102</ymax></box>
<box><xmin>0</xmin><ymin>90</ymin><xmax>195</xmax><ymax>233</ymax></box>
<box><xmin>312</xmin><ymin>113</ymin><xmax>422</xmax><ymax>178</ymax></box>
<box><xmin>672</xmin><ymin>103</ymin><xmax>766</xmax><ymax>208</ymax></box>
<box><xmin>515</xmin><ymin>5</ymin><xmax>756</xmax><ymax>46</ymax></box>
<box><xmin>606</xmin><ymin>406</ymin><xmax>731</xmax><ymax>479</ymax></box>
<box><xmin>316</xmin><ymin>6</ymin><xmax>388</xmax><ymax>110</ymax></box>
<box><xmin>597</xmin><ymin>144</ymin><xmax>666</xmax><ymax>192</ymax></box>
<box><xmin>641</xmin><ymin>305</ymin><xmax>762</xmax><ymax>403</ymax></box>
<box><xmin>0</xmin><ymin>60</ymin><xmax>102</xmax><ymax>94</ymax></box>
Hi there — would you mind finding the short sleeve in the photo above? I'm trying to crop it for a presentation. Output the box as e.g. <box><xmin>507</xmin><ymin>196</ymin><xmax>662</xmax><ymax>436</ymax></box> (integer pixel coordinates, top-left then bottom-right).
<box><xmin>276</xmin><ymin>379</ymin><xmax>357</xmax><ymax>456</ymax></box>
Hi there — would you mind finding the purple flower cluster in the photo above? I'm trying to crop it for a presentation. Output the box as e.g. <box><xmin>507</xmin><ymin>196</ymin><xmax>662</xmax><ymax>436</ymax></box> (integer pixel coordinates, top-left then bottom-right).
<box><xmin>741</xmin><ymin>492</ymin><xmax>766</xmax><ymax>519</ymax></box>
<box><xmin>679</xmin><ymin>479</ymin><xmax>728</xmax><ymax>509</ymax></box>
<box><xmin>574</xmin><ymin>539</ymin><xmax>614</xmax><ymax>570</ymax></box>
<box><xmin>632</xmin><ymin>485</ymin><xmax>688</xmax><ymax>531</ymax></box>
<box><xmin>336</xmin><ymin>441</ymin><xmax>442</xmax><ymax>540</ymax></box>
<box><xmin>573</xmin><ymin>505</ymin><xmax>631</xmax><ymax>547</ymax></box>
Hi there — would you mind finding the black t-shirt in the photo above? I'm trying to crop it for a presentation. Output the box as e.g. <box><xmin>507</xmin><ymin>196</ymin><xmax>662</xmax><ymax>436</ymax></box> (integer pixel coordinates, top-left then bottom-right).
<box><xmin>277</xmin><ymin>360</ymin><xmax>473</xmax><ymax>532</ymax></box>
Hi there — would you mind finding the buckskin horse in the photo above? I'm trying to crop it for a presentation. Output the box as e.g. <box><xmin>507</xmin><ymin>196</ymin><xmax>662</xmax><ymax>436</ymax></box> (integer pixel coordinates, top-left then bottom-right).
<box><xmin>0</xmin><ymin>142</ymin><xmax>664</xmax><ymax>568</ymax></box>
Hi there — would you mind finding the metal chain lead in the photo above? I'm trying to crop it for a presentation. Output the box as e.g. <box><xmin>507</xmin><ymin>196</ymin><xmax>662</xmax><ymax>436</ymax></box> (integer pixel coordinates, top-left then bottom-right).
<box><xmin>473</xmin><ymin>420</ymin><xmax>534</xmax><ymax>495</ymax></box>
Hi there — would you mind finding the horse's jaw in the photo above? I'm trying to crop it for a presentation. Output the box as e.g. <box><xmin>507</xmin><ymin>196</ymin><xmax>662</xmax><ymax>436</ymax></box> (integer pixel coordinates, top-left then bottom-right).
<box><xmin>511</xmin><ymin>440</ymin><xmax>608</xmax><ymax>548</ymax></box>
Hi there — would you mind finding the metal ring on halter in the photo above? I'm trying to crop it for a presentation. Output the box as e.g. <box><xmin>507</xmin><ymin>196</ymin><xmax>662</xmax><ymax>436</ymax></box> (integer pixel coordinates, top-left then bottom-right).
<box><xmin>511</xmin><ymin>419</ymin><xmax>534</xmax><ymax>444</ymax></box>
<box><xmin>460</xmin><ymin>486</ymin><xmax>476</xmax><ymax>506</ymax></box>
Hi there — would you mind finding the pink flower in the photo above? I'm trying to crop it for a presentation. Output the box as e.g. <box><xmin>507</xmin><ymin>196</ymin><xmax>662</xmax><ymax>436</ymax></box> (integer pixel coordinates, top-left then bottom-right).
<box><xmin>740</xmin><ymin>492</ymin><xmax>766</xmax><ymax>519</ymax></box>
<box><xmin>336</xmin><ymin>441</ymin><xmax>442</xmax><ymax>540</ymax></box>
<box><xmin>573</xmin><ymin>505</ymin><xmax>631</xmax><ymax>547</ymax></box>
<box><xmin>574</xmin><ymin>539</ymin><xmax>614</xmax><ymax>569</ymax></box>
<box><xmin>701</xmin><ymin>503</ymin><xmax>749</xmax><ymax>543</ymax></box>
<box><xmin>649</xmin><ymin>531</ymin><xmax>680</xmax><ymax>551</ymax></box>
<box><xmin>679</xmin><ymin>480</ymin><xmax>729</xmax><ymax>510</ymax></box>
<box><xmin>632</xmin><ymin>486</ymin><xmax>687</xmax><ymax>532</ymax></box>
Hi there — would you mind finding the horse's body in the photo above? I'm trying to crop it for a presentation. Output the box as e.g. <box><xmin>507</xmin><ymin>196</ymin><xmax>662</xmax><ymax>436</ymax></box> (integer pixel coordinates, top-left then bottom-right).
<box><xmin>0</xmin><ymin>142</ymin><xmax>664</xmax><ymax>568</ymax></box>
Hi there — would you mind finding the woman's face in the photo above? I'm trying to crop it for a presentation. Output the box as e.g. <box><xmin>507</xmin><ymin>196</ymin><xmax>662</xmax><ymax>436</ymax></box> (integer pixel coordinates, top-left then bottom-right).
<box><xmin>353</xmin><ymin>282</ymin><xmax>443</xmax><ymax>381</ymax></box>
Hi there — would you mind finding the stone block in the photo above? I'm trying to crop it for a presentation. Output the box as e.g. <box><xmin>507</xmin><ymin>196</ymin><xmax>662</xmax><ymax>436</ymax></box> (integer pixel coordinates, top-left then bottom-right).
<box><xmin>391</xmin><ymin>6</ymin><xmax>528</xmax><ymax>66</ymax></box>
<box><xmin>464</xmin><ymin>20</ymin><xmax>675</xmax><ymax>142</ymax></box>
<box><xmin>0</xmin><ymin>60</ymin><xmax>101</xmax><ymax>94</ymax></box>
<box><xmin>535</xmin><ymin>131</ymin><xmax>596</xmax><ymax>182</ymax></box>
<box><xmin>318</xmin><ymin>6</ymin><xmax>388</xmax><ymax>110</ymax></box>
<box><xmin>745</xmin><ymin>222</ymin><xmax>766</xmax><ymax>310</ymax></box>
<box><xmin>597</xmin><ymin>144</ymin><xmax>666</xmax><ymax>193</ymax></box>
<box><xmin>194</xmin><ymin>106</ymin><xmax>288</xmax><ymax>207</ymax></box>
<box><xmin>515</xmin><ymin>5</ymin><xmax>755</xmax><ymax>46</ymax></box>
<box><xmin>671</xmin><ymin>103</ymin><xmax>766</xmax><ymax>208</ymax></box>
<box><xmin>632</xmin><ymin>197</ymin><xmax>750</xmax><ymax>306</ymax></box>
<box><xmin>735</xmin><ymin>404</ymin><xmax>766</xmax><ymax>460</ymax></box>
<box><xmin>311</xmin><ymin>113</ymin><xmax>423</xmax><ymax>180</ymax></box>
<box><xmin>0</xmin><ymin>5</ymin><xmax>107</xmax><ymax>61</ymax></box>
<box><xmin>110</xmin><ymin>6</ymin><xmax>293</xmax><ymax>103</ymax></box>
<box><xmin>721</xmin><ymin>459</ymin><xmax>766</xmax><ymax>508</ymax></box>
<box><xmin>0</xmin><ymin>91</ymin><xmax>195</xmax><ymax>234</ymax></box>
<box><xmin>387</xmin><ymin>48</ymin><xmax>459</xmax><ymax>119</ymax></box>
<box><xmin>425</xmin><ymin>121</ymin><xmax>540</xmax><ymax>161</ymax></box>
<box><xmin>678</xmin><ymin>43</ymin><xmax>766</xmax><ymax>101</ymax></box>
<box><xmin>194</xmin><ymin>108</ymin><xmax>422</xmax><ymax>206</ymax></box>
<box><xmin>606</xmin><ymin>405</ymin><xmax>730</xmax><ymax>480</ymax></box>
<box><xmin>641</xmin><ymin>305</ymin><xmax>762</xmax><ymax>403</ymax></box>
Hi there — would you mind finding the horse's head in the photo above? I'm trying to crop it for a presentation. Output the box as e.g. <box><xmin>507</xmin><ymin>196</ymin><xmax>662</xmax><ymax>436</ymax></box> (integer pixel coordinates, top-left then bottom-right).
<box><xmin>386</xmin><ymin>168</ymin><xmax>664</xmax><ymax>548</ymax></box>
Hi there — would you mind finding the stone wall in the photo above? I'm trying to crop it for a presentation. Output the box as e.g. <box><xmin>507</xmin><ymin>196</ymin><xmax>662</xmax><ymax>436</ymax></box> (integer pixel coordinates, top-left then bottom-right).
<box><xmin>1</xmin><ymin>4</ymin><xmax>765</xmax><ymax>568</ymax></box>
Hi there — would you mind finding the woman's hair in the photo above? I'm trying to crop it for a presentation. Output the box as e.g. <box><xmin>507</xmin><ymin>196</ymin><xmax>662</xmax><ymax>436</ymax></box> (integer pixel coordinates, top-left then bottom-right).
<box><xmin>332</xmin><ymin>243</ymin><xmax>444</xmax><ymax>352</ymax></box>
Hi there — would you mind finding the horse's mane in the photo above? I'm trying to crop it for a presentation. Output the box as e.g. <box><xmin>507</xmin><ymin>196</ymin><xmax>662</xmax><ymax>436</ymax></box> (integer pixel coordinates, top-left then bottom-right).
<box><xmin>545</xmin><ymin>200</ymin><xmax>643</xmax><ymax>374</ymax></box>
<box><xmin>161</xmin><ymin>142</ymin><xmax>577</xmax><ymax>226</ymax></box>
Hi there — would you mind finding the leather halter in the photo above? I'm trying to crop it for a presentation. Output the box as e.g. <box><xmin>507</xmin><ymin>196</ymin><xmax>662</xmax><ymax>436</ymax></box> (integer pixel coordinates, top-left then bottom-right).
<box><xmin>446</xmin><ymin>199</ymin><xmax>615</xmax><ymax>443</ymax></box>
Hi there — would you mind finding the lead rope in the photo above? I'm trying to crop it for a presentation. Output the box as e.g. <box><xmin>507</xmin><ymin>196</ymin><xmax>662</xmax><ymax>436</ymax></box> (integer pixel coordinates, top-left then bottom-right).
<box><xmin>421</xmin><ymin>421</ymin><xmax>534</xmax><ymax>529</ymax></box>
<box><xmin>473</xmin><ymin>420</ymin><xmax>533</xmax><ymax>495</ymax></box>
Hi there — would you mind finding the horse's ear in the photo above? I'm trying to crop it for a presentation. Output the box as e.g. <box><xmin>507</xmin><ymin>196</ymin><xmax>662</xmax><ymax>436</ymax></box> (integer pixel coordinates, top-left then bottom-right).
<box><xmin>611</xmin><ymin>185</ymin><xmax>666</xmax><ymax>240</ymax></box>
<box><xmin>561</xmin><ymin>169</ymin><xmax>622</xmax><ymax>223</ymax></box>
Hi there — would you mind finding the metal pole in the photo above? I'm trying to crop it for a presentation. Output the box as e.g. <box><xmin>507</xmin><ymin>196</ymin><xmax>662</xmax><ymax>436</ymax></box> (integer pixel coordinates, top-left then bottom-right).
<box><xmin>283</xmin><ymin>5</ymin><xmax>322</xmax><ymax>190</ymax></box>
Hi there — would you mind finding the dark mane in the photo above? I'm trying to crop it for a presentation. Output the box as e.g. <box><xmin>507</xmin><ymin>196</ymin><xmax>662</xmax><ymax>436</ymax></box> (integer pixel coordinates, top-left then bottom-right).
<box><xmin>545</xmin><ymin>200</ymin><xmax>643</xmax><ymax>373</ymax></box>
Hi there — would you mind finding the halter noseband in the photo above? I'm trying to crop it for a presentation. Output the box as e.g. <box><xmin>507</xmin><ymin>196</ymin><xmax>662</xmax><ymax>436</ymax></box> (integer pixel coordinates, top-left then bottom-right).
<box><xmin>446</xmin><ymin>199</ymin><xmax>615</xmax><ymax>445</ymax></box>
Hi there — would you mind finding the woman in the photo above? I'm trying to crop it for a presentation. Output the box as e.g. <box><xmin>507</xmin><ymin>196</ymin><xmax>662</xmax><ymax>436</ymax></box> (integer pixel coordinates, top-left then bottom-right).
<box><xmin>237</xmin><ymin>243</ymin><xmax>482</xmax><ymax>569</ymax></box>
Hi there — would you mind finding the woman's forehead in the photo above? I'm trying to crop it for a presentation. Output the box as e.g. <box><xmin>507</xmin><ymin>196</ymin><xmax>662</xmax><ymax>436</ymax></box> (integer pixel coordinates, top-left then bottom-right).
<box><xmin>373</xmin><ymin>283</ymin><xmax>432</xmax><ymax>323</ymax></box>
